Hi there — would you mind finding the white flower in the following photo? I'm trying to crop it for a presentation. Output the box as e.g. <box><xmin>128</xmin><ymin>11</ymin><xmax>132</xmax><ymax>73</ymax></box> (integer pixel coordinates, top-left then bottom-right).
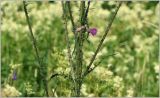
<box><xmin>24</xmin><ymin>82</ymin><xmax>35</xmax><ymax>95</ymax></box>
<box><xmin>2</xmin><ymin>84</ymin><xmax>21</xmax><ymax>97</ymax></box>
<box><xmin>126</xmin><ymin>88</ymin><xmax>134</xmax><ymax>97</ymax></box>
<box><xmin>113</xmin><ymin>76</ymin><xmax>123</xmax><ymax>88</ymax></box>
<box><xmin>94</xmin><ymin>67</ymin><xmax>113</xmax><ymax>80</ymax></box>
<box><xmin>81</xmin><ymin>84</ymin><xmax>88</xmax><ymax>96</ymax></box>
<box><xmin>154</xmin><ymin>64</ymin><xmax>159</xmax><ymax>74</ymax></box>
<box><xmin>9</xmin><ymin>63</ymin><xmax>21</xmax><ymax>69</ymax></box>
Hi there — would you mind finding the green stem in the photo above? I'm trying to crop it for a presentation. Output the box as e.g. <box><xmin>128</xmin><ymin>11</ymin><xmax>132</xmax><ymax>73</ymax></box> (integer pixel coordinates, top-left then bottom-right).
<box><xmin>62</xmin><ymin>1</ymin><xmax>77</xmax><ymax>96</ymax></box>
<box><xmin>83</xmin><ymin>2</ymin><xmax>122</xmax><ymax>78</ymax></box>
<box><xmin>71</xmin><ymin>1</ymin><xmax>86</xmax><ymax>96</ymax></box>
<box><xmin>23</xmin><ymin>1</ymin><xmax>49</xmax><ymax>96</ymax></box>
<box><xmin>66</xmin><ymin>1</ymin><xmax>77</xmax><ymax>56</ymax></box>
<box><xmin>62</xmin><ymin>1</ymin><xmax>73</xmax><ymax>75</ymax></box>
<box><xmin>67</xmin><ymin>1</ymin><xmax>76</xmax><ymax>33</ymax></box>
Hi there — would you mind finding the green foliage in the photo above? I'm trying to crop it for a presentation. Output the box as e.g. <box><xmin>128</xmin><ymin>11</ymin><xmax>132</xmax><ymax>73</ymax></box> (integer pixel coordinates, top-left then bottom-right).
<box><xmin>1</xmin><ymin>1</ymin><xmax>159</xmax><ymax>97</ymax></box>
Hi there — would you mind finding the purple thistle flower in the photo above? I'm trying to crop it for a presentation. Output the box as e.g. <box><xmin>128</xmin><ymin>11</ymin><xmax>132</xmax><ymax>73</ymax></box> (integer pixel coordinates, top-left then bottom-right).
<box><xmin>12</xmin><ymin>70</ymin><xmax>17</xmax><ymax>80</ymax></box>
<box><xmin>88</xmin><ymin>28</ymin><xmax>97</xmax><ymax>36</ymax></box>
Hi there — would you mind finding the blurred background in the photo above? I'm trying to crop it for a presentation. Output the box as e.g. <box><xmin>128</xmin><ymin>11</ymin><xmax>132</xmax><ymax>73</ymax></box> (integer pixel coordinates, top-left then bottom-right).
<box><xmin>1</xmin><ymin>1</ymin><xmax>159</xmax><ymax>97</ymax></box>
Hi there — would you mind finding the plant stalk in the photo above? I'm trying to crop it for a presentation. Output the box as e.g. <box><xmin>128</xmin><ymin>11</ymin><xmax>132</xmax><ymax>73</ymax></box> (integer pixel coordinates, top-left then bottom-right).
<box><xmin>83</xmin><ymin>2</ymin><xmax>122</xmax><ymax>78</ymax></box>
<box><xmin>23</xmin><ymin>1</ymin><xmax>49</xmax><ymax>96</ymax></box>
<box><xmin>71</xmin><ymin>1</ymin><xmax>86</xmax><ymax>96</ymax></box>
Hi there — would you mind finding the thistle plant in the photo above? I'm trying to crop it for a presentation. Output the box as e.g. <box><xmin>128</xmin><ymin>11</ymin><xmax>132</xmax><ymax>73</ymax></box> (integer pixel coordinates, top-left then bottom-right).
<box><xmin>2</xmin><ymin>1</ymin><xmax>158</xmax><ymax>97</ymax></box>
<box><xmin>61</xmin><ymin>1</ymin><xmax>122</xmax><ymax>97</ymax></box>
<box><xmin>23</xmin><ymin>1</ymin><xmax>122</xmax><ymax>97</ymax></box>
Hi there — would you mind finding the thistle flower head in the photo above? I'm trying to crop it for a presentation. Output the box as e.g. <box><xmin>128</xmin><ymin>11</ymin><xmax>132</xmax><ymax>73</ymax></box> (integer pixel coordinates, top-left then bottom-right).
<box><xmin>88</xmin><ymin>28</ymin><xmax>97</xmax><ymax>36</ymax></box>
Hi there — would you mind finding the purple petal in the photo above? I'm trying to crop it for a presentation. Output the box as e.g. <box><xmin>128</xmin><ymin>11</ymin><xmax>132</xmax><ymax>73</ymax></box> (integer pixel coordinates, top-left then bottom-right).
<box><xmin>12</xmin><ymin>70</ymin><xmax>17</xmax><ymax>80</ymax></box>
<box><xmin>88</xmin><ymin>28</ymin><xmax>97</xmax><ymax>36</ymax></box>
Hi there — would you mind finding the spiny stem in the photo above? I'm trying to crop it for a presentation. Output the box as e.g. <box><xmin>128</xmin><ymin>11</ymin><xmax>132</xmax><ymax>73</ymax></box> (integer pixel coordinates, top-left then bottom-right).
<box><xmin>80</xmin><ymin>1</ymin><xmax>86</xmax><ymax>25</ymax></box>
<box><xmin>70</xmin><ymin>1</ymin><xmax>86</xmax><ymax>97</ymax></box>
<box><xmin>83</xmin><ymin>2</ymin><xmax>122</xmax><ymax>78</ymax></box>
<box><xmin>61</xmin><ymin>1</ymin><xmax>77</xmax><ymax>96</ymax></box>
<box><xmin>67</xmin><ymin>1</ymin><xmax>76</xmax><ymax>33</ymax></box>
<box><xmin>85</xmin><ymin>53</ymin><xmax>118</xmax><ymax>77</ymax></box>
<box><xmin>49</xmin><ymin>73</ymin><xmax>70</xmax><ymax>81</ymax></box>
<box><xmin>84</xmin><ymin>1</ymin><xmax>91</xmax><ymax>39</ymax></box>
<box><xmin>84</xmin><ymin>1</ymin><xmax>90</xmax><ymax>18</ymax></box>
<box><xmin>84</xmin><ymin>1</ymin><xmax>90</xmax><ymax>25</ymax></box>
<box><xmin>23</xmin><ymin>1</ymin><xmax>49</xmax><ymax>96</ymax></box>
<box><xmin>62</xmin><ymin>1</ymin><xmax>73</xmax><ymax>72</ymax></box>
<box><xmin>66</xmin><ymin>1</ymin><xmax>77</xmax><ymax>56</ymax></box>
<box><xmin>62</xmin><ymin>1</ymin><xmax>75</xmax><ymax>81</ymax></box>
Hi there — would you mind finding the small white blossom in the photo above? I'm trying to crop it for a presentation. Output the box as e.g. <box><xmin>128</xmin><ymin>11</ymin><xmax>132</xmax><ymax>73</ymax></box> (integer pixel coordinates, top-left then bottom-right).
<box><xmin>2</xmin><ymin>84</ymin><xmax>22</xmax><ymax>97</ymax></box>
<box><xmin>127</xmin><ymin>88</ymin><xmax>134</xmax><ymax>97</ymax></box>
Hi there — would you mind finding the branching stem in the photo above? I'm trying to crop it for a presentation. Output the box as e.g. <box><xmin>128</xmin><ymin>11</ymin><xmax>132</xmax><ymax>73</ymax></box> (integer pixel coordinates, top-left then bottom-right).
<box><xmin>83</xmin><ymin>2</ymin><xmax>122</xmax><ymax>78</ymax></box>
<box><xmin>23</xmin><ymin>1</ymin><xmax>49</xmax><ymax>96</ymax></box>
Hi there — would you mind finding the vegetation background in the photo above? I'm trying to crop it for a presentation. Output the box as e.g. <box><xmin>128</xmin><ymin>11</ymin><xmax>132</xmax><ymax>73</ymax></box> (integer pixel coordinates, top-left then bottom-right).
<box><xmin>1</xmin><ymin>1</ymin><xmax>159</xmax><ymax>97</ymax></box>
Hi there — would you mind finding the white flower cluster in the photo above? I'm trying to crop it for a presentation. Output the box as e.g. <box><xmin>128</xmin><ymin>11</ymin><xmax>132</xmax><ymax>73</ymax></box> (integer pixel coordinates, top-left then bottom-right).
<box><xmin>113</xmin><ymin>76</ymin><xmax>124</xmax><ymax>96</ymax></box>
<box><xmin>9</xmin><ymin>63</ymin><xmax>21</xmax><ymax>69</ymax></box>
<box><xmin>118</xmin><ymin>3</ymin><xmax>157</xmax><ymax>29</ymax></box>
<box><xmin>1</xmin><ymin>84</ymin><xmax>22</xmax><ymax>97</ymax></box>
<box><xmin>154</xmin><ymin>64</ymin><xmax>159</xmax><ymax>74</ymax></box>
<box><xmin>24</xmin><ymin>82</ymin><xmax>35</xmax><ymax>95</ymax></box>
<box><xmin>126</xmin><ymin>88</ymin><xmax>134</xmax><ymax>97</ymax></box>
<box><xmin>94</xmin><ymin>66</ymin><xmax>113</xmax><ymax>80</ymax></box>
<box><xmin>81</xmin><ymin>84</ymin><xmax>88</xmax><ymax>96</ymax></box>
<box><xmin>8</xmin><ymin>63</ymin><xmax>21</xmax><ymax>79</ymax></box>
<box><xmin>82</xmin><ymin>66</ymin><xmax>126</xmax><ymax>96</ymax></box>
<box><xmin>113</xmin><ymin>76</ymin><xmax>123</xmax><ymax>88</ymax></box>
<box><xmin>154</xmin><ymin>64</ymin><xmax>159</xmax><ymax>79</ymax></box>
<box><xmin>133</xmin><ymin>34</ymin><xmax>158</xmax><ymax>54</ymax></box>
